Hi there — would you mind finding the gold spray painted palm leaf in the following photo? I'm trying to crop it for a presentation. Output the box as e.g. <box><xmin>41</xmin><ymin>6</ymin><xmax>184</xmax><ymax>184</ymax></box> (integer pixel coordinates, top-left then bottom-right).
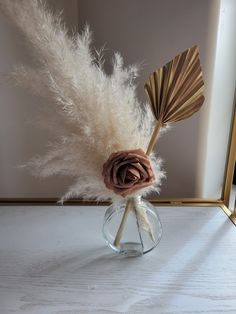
<box><xmin>145</xmin><ymin>45</ymin><xmax>205</xmax><ymax>155</ymax></box>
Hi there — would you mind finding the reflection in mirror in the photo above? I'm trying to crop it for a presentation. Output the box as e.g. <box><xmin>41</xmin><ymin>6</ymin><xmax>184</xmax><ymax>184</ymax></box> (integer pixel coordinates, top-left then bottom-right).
<box><xmin>229</xmin><ymin>165</ymin><xmax>236</xmax><ymax>211</ymax></box>
<box><xmin>0</xmin><ymin>0</ymin><xmax>235</xmax><ymax>201</ymax></box>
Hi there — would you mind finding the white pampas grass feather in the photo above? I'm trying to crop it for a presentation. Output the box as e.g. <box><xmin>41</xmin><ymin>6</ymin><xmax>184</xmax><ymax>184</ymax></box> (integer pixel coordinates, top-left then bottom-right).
<box><xmin>0</xmin><ymin>0</ymin><xmax>165</xmax><ymax>202</ymax></box>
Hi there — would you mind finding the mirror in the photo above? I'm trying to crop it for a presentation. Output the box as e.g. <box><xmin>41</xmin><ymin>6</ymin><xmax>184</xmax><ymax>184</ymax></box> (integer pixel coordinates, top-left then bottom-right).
<box><xmin>0</xmin><ymin>0</ymin><xmax>235</xmax><ymax>202</ymax></box>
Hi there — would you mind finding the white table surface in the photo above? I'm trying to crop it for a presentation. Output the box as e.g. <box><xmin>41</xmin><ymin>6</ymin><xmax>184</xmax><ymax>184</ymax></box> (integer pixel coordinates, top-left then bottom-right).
<box><xmin>0</xmin><ymin>205</ymin><xmax>235</xmax><ymax>314</ymax></box>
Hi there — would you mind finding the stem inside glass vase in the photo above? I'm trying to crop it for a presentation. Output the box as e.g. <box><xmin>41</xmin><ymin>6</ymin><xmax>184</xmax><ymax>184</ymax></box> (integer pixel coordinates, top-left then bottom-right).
<box><xmin>113</xmin><ymin>198</ymin><xmax>133</xmax><ymax>247</ymax></box>
<box><xmin>103</xmin><ymin>196</ymin><xmax>162</xmax><ymax>256</ymax></box>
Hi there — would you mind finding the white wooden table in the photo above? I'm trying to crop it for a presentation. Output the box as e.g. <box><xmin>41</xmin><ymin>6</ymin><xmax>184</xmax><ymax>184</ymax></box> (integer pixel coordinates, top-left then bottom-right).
<box><xmin>0</xmin><ymin>205</ymin><xmax>235</xmax><ymax>314</ymax></box>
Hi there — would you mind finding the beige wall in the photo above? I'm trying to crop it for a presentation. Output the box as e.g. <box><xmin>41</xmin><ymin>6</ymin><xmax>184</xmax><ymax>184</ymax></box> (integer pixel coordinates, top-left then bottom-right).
<box><xmin>0</xmin><ymin>0</ymin><xmax>78</xmax><ymax>198</ymax></box>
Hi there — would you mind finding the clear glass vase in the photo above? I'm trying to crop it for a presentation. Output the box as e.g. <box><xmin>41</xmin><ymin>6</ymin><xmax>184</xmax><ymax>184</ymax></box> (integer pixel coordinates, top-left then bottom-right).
<box><xmin>103</xmin><ymin>196</ymin><xmax>162</xmax><ymax>257</ymax></box>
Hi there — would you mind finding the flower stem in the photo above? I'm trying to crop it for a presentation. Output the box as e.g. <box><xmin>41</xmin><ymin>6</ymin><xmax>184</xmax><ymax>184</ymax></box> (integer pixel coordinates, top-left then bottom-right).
<box><xmin>146</xmin><ymin>120</ymin><xmax>162</xmax><ymax>156</ymax></box>
<box><xmin>133</xmin><ymin>201</ymin><xmax>144</xmax><ymax>251</ymax></box>
<box><xmin>113</xmin><ymin>121</ymin><xmax>162</xmax><ymax>248</ymax></box>
<box><xmin>113</xmin><ymin>198</ymin><xmax>133</xmax><ymax>247</ymax></box>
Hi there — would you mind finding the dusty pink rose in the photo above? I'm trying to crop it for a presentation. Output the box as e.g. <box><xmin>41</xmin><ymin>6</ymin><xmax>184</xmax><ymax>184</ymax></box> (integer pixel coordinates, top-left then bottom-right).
<box><xmin>102</xmin><ymin>148</ymin><xmax>155</xmax><ymax>197</ymax></box>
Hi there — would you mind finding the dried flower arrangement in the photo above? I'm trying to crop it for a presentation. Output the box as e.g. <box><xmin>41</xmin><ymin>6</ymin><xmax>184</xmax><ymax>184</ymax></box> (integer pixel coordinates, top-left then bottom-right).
<box><xmin>0</xmin><ymin>0</ymin><xmax>204</xmax><ymax>252</ymax></box>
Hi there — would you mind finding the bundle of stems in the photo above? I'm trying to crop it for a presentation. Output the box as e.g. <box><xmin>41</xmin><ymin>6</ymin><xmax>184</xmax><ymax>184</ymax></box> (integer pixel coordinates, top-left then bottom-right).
<box><xmin>114</xmin><ymin>46</ymin><xmax>205</xmax><ymax>247</ymax></box>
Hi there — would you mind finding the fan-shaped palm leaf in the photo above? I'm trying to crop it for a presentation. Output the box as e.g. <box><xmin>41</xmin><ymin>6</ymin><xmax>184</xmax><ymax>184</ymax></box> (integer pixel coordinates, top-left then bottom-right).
<box><xmin>145</xmin><ymin>45</ymin><xmax>205</xmax><ymax>155</ymax></box>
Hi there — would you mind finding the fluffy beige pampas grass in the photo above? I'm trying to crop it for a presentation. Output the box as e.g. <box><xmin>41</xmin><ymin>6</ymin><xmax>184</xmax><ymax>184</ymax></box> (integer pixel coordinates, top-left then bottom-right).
<box><xmin>0</xmin><ymin>0</ymin><xmax>165</xmax><ymax>202</ymax></box>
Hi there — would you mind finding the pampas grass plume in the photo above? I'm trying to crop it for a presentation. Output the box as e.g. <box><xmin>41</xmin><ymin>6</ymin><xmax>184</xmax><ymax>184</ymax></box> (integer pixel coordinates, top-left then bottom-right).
<box><xmin>0</xmin><ymin>0</ymin><xmax>165</xmax><ymax>202</ymax></box>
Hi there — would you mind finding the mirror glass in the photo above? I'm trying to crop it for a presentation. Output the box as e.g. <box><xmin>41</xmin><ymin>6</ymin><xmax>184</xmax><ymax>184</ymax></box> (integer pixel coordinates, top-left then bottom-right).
<box><xmin>229</xmin><ymin>169</ymin><xmax>236</xmax><ymax>210</ymax></box>
<box><xmin>0</xmin><ymin>0</ymin><xmax>235</xmax><ymax>200</ymax></box>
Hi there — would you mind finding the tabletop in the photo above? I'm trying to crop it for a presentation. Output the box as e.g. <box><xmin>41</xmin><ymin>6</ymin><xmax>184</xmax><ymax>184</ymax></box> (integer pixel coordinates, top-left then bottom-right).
<box><xmin>0</xmin><ymin>204</ymin><xmax>235</xmax><ymax>314</ymax></box>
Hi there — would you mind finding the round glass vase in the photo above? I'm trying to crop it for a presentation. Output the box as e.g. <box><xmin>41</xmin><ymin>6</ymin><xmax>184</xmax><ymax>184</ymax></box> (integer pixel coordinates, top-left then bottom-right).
<box><xmin>103</xmin><ymin>196</ymin><xmax>162</xmax><ymax>257</ymax></box>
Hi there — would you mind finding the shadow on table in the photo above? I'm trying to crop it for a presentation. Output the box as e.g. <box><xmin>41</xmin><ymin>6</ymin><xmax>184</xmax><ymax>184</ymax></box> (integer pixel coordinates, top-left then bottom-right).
<box><xmin>22</xmin><ymin>207</ymin><xmax>234</xmax><ymax>312</ymax></box>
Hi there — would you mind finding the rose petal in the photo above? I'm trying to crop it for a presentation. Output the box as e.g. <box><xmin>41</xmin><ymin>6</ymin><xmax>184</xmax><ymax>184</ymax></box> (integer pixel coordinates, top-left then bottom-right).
<box><xmin>112</xmin><ymin>165</ymin><xmax>119</xmax><ymax>185</ymax></box>
<box><xmin>120</xmin><ymin>165</ymin><xmax>129</xmax><ymax>183</ymax></box>
<box><xmin>126</xmin><ymin>166</ymin><xmax>140</xmax><ymax>180</ymax></box>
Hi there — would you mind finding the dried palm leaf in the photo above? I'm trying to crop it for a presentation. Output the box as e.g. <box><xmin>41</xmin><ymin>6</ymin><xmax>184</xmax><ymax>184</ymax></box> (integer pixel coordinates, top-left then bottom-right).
<box><xmin>145</xmin><ymin>45</ymin><xmax>205</xmax><ymax>155</ymax></box>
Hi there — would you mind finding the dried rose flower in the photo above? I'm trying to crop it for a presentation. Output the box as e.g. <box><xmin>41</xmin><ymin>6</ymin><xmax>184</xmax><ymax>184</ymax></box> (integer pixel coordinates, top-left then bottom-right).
<box><xmin>102</xmin><ymin>148</ymin><xmax>155</xmax><ymax>197</ymax></box>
